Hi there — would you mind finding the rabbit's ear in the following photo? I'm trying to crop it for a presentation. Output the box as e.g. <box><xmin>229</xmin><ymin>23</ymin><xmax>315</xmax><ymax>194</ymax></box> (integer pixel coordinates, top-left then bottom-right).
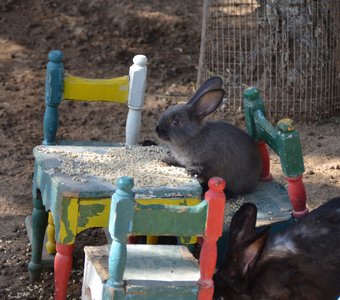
<box><xmin>188</xmin><ymin>76</ymin><xmax>223</xmax><ymax>105</ymax></box>
<box><xmin>228</xmin><ymin>203</ymin><xmax>270</xmax><ymax>275</ymax></box>
<box><xmin>189</xmin><ymin>88</ymin><xmax>225</xmax><ymax>119</ymax></box>
<box><xmin>229</xmin><ymin>203</ymin><xmax>258</xmax><ymax>249</ymax></box>
<box><xmin>239</xmin><ymin>228</ymin><xmax>269</xmax><ymax>275</ymax></box>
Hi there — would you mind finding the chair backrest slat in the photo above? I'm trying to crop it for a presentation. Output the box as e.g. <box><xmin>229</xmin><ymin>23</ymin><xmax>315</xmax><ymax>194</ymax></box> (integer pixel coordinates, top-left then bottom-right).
<box><xmin>63</xmin><ymin>75</ymin><xmax>129</xmax><ymax>102</ymax></box>
<box><xmin>131</xmin><ymin>202</ymin><xmax>207</xmax><ymax>236</ymax></box>
<box><xmin>42</xmin><ymin>50</ymin><xmax>147</xmax><ymax>146</ymax></box>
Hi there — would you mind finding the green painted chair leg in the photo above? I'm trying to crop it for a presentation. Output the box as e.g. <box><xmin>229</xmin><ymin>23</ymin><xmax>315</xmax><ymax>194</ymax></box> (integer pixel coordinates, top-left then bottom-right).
<box><xmin>28</xmin><ymin>196</ymin><xmax>48</xmax><ymax>282</ymax></box>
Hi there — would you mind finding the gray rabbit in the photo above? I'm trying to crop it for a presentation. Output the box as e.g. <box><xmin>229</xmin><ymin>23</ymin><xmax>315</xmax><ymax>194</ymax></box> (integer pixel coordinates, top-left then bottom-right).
<box><xmin>213</xmin><ymin>197</ymin><xmax>340</xmax><ymax>300</ymax></box>
<box><xmin>155</xmin><ymin>76</ymin><xmax>262</xmax><ymax>195</ymax></box>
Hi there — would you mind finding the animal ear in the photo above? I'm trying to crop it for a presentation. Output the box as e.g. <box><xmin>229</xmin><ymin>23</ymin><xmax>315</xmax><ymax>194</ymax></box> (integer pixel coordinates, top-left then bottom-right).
<box><xmin>240</xmin><ymin>228</ymin><xmax>269</xmax><ymax>275</ymax></box>
<box><xmin>188</xmin><ymin>76</ymin><xmax>223</xmax><ymax>105</ymax></box>
<box><xmin>189</xmin><ymin>88</ymin><xmax>225</xmax><ymax>119</ymax></box>
<box><xmin>229</xmin><ymin>203</ymin><xmax>258</xmax><ymax>249</ymax></box>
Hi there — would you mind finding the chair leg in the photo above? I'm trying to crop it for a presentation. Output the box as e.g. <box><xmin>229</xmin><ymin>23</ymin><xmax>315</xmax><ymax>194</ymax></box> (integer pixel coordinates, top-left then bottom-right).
<box><xmin>286</xmin><ymin>175</ymin><xmax>309</xmax><ymax>218</ymax></box>
<box><xmin>198</xmin><ymin>237</ymin><xmax>216</xmax><ymax>300</ymax></box>
<box><xmin>28</xmin><ymin>196</ymin><xmax>48</xmax><ymax>282</ymax></box>
<box><xmin>45</xmin><ymin>212</ymin><xmax>56</xmax><ymax>254</ymax></box>
<box><xmin>54</xmin><ymin>243</ymin><xmax>74</xmax><ymax>300</ymax></box>
<box><xmin>257</xmin><ymin>141</ymin><xmax>273</xmax><ymax>181</ymax></box>
<box><xmin>146</xmin><ymin>235</ymin><xmax>158</xmax><ymax>244</ymax></box>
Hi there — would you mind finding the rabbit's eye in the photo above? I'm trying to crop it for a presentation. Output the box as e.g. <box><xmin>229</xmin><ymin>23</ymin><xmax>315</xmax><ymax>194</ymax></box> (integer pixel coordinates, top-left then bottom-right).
<box><xmin>171</xmin><ymin>119</ymin><xmax>181</xmax><ymax>127</ymax></box>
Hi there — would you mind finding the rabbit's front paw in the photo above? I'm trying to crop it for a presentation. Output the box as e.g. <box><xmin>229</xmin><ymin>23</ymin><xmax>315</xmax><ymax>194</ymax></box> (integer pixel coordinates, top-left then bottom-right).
<box><xmin>186</xmin><ymin>165</ymin><xmax>204</xmax><ymax>178</ymax></box>
<box><xmin>161</xmin><ymin>156</ymin><xmax>183</xmax><ymax>167</ymax></box>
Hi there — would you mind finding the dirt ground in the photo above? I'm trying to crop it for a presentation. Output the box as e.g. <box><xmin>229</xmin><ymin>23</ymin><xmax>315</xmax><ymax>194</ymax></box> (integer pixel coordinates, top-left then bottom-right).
<box><xmin>0</xmin><ymin>0</ymin><xmax>339</xmax><ymax>299</ymax></box>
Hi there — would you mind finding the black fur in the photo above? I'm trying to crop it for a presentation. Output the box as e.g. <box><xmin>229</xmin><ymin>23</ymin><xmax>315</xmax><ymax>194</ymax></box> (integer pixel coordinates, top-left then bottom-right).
<box><xmin>214</xmin><ymin>197</ymin><xmax>340</xmax><ymax>300</ymax></box>
<box><xmin>155</xmin><ymin>77</ymin><xmax>262</xmax><ymax>195</ymax></box>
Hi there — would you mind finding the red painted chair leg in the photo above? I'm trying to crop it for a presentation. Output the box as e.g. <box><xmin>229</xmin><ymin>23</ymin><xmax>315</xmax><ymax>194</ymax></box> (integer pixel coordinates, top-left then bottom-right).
<box><xmin>54</xmin><ymin>243</ymin><xmax>74</xmax><ymax>300</ymax></box>
<box><xmin>128</xmin><ymin>236</ymin><xmax>138</xmax><ymax>244</ymax></box>
<box><xmin>286</xmin><ymin>175</ymin><xmax>309</xmax><ymax>218</ymax></box>
<box><xmin>198</xmin><ymin>237</ymin><xmax>216</xmax><ymax>300</ymax></box>
<box><xmin>257</xmin><ymin>141</ymin><xmax>273</xmax><ymax>181</ymax></box>
<box><xmin>198</xmin><ymin>177</ymin><xmax>226</xmax><ymax>300</ymax></box>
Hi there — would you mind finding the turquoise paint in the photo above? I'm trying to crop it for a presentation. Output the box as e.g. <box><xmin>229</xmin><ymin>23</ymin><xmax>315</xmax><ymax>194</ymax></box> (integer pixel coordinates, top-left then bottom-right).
<box><xmin>104</xmin><ymin>285</ymin><xmax>198</xmax><ymax>299</ymax></box>
<box><xmin>43</xmin><ymin>50</ymin><xmax>64</xmax><ymax>145</ymax></box>
<box><xmin>28</xmin><ymin>195</ymin><xmax>48</xmax><ymax>281</ymax></box>
<box><xmin>107</xmin><ymin>177</ymin><xmax>135</xmax><ymax>289</ymax></box>
<box><xmin>104</xmin><ymin>176</ymin><xmax>203</xmax><ymax>299</ymax></box>
<box><xmin>30</xmin><ymin>146</ymin><xmax>203</xmax><ymax>291</ymax></box>
<box><xmin>132</xmin><ymin>202</ymin><xmax>207</xmax><ymax>236</ymax></box>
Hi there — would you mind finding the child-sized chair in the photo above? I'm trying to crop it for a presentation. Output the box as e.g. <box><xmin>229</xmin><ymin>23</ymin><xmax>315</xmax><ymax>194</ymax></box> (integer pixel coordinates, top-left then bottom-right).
<box><xmin>217</xmin><ymin>86</ymin><xmax>308</xmax><ymax>265</ymax></box>
<box><xmin>243</xmin><ymin>86</ymin><xmax>308</xmax><ymax>218</ymax></box>
<box><xmin>40</xmin><ymin>49</ymin><xmax>148</xmax><ymax>256</ymax></box>
<box><xmin>82</xmin><ymin>176</ymin><xmax>226</xmax><ymax>300</ymax></box>
<box><xmin>43</xmin><ymin>49</ymin><xmax>147</xmax><ymax>146</ymax></box>
<box><xmin>27</xmin><ymin>50</ymin><xmax>148</xmax><ymax>299</ymax></box>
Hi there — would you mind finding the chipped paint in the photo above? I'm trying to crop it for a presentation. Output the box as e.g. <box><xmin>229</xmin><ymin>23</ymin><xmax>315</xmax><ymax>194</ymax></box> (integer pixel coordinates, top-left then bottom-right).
<box><xmin>60</xmin><ymin>197</ymin><xmax>78</xmax><ymax>244</ymax></box>
<box><xmin>78</xmin><ymin>200</ymin><xmax>108</xmax><ymax>230</ymax></box>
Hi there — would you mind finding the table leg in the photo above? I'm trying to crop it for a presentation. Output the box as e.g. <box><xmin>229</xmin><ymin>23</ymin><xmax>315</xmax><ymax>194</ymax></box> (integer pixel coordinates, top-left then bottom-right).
<box><xmin>46</xmin><ymin>212</ymin><xmax>56</xmax><ymax>254</ymax></box>
<box><xmin>55</xmin><ymin>243</ymin><xmax>74</xmax><ymax>300</ymax></box>
<box><xmin>146</xmin><ymin>235</ymin><xmax>158</xmax><ymax>244</ymax></box>
<box><xmin>28</xmin><ymin>195</ymin><xmax>48</xmax><ymax>282</ymax></box>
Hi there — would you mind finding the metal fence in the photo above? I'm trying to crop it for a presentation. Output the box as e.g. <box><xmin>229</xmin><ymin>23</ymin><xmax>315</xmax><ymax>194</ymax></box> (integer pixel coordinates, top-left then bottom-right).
<box><xmin>198</xmin><ymin>0</ymin><xmax>340</xmax><ymax>121</ymax></box>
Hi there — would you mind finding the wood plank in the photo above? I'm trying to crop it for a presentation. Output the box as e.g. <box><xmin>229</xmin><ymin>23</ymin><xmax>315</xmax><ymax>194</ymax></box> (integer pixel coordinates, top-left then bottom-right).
<box><xmin>63</xmin><ymin>75</ymin><xmax>129</xmax><ymax>102</ymax></box>
<box><xmin>85</xmin><ymin>245</ymin><xmax>200</xmax><ymax>287</ymax></box>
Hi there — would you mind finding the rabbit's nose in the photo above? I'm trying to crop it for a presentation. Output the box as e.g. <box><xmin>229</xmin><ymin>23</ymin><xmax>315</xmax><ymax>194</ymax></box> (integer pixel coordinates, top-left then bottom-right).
<box><xmin>155</xmin><ymin>126</ymin><xmax>169</xmax><ymax>141</ymax></box>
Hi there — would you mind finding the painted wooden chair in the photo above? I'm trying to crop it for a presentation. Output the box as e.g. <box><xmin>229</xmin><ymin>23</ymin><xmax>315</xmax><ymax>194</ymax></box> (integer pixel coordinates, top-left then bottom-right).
<box><xmin>42</xmin><ymin>49</ymin><xmax>148</xmax><ymax>256</ymax></box>
<box><xmin>243</xmin><ymin>86</ymin><xmax>308</xmax><ymax>218</ymax></box>
<box><xmin>217</xmin><ymin>86</ymin><xmax>308</xmax><ymax>264</ymax></box>
<box><xmin>28</xmin><ymin>50</ymin><xmax>148</xmax><ymax>298</ymax></box>
<box><xmin>43</xmin><ymin>49</ymin><xmax>147</xmax><ymax>147</ymax></box>
<box><xmin>81</xmin><ymin>176</ymin><xmax>226</xmax><ymax>300</ymax></box>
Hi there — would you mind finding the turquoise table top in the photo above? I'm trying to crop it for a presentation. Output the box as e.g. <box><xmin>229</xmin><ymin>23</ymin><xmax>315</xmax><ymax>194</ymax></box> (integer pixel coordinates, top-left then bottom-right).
<box><xmin>33</xmin><ymin>145</ymin><xmax>202</xmax><ymax>209</ymax></box>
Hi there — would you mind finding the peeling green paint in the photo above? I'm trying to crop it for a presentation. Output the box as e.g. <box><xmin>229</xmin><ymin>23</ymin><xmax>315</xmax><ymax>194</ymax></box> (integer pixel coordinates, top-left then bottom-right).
<box><xmin>61</xmin><ymin>199</ymin><xmax>74</xmax><ymax>244</ymax></box>
<box><xmin>78</xmin><ymin>203</ymin><xmax>106</xmax><ymax>228</ymax></box>
<box><xmin>132</xmin><ymin>201</ymin><xmax>207</xmax><ymax>236</ymax></box>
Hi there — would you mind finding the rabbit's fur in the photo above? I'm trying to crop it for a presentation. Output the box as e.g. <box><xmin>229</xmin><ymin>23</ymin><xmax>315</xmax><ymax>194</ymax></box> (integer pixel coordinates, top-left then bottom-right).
<box><xmin>155</xmin><ymin>77</ymin><xmax>262</xmax><ymax>195</ymax></box>
<box><xmin>213</xmin><ymin>197</ymin><xmax>340</xmax><ymax>300</ymax></box>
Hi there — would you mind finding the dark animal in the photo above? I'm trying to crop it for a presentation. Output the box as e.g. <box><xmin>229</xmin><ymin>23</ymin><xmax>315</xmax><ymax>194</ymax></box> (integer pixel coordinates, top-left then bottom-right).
<box><xmin>155</xmin><ymin>76</ymin><xmax>262</xmax><ymax>195</ymax></box>
<box><xmin>213</xmin><ymin>197</ymin><xmax>340</xmax><ymax>300</ymax></box>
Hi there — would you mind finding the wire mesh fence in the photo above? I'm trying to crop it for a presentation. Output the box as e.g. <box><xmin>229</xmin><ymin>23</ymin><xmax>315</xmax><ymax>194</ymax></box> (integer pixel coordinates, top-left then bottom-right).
<box><xmin>198</xmin><ymin>0</ymin><xmax>340</xmax><ymax>121</ymax></box>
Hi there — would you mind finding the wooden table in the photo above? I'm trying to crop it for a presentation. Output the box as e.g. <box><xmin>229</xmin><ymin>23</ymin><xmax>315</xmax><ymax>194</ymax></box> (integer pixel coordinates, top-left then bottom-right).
<box><xmin>27</xmin><ymin>145</ymin><xmax>202</xmax><ymax>299</ymax></box>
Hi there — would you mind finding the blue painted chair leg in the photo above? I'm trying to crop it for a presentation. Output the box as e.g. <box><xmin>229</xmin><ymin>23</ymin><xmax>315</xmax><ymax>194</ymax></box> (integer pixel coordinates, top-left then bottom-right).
<box><xmin>43</xmin><ymin>105</ymin><xmax>59</xmax><ymax>145</ymax></box>
<box><xmin>28</xmin><ymin>196</ymin><xmax>48</xmax><ymax>282</ymax></box>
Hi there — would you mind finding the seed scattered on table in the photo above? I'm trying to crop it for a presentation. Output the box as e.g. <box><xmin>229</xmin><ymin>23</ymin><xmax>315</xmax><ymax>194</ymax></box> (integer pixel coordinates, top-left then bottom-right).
<box><xmin>36</xmin><ymin>145</ymin><xmax>197</xmax><ymax>188</ymax></box>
